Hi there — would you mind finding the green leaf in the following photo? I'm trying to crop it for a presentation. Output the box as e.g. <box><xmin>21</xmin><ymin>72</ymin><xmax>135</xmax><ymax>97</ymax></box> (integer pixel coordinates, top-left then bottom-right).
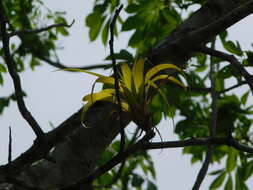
<box><xmin>147</xmin><ymin>181</ymin><xmax>157</xmax><ymax>190</ymax></box>
<box><xmin>125</xmin><ymin>4</ymin><xmax>139</xmax><ymax>13</ymax></box>
<box><xmin>85</xmin><ymin>12</ymin><xmax>105</xmax><ymax>41</ymax></box>
<box><xmin>105</xmin><ymin>49</ymin><xmax>134</xmax><ymax>62</ymax></box>
<box><xmin>122</xmin><ymin>15</ymin><xmax>141</xmax><ymax>31</ymax></box>
<box><xmin>224</xmin><ymin>175</ymin><xmax>233</xmax><ymax>190</ymax></box>
<box><xmin>0</xmin><ymin>64</ymin><xmax>7</xmax><ymax>73</ymax></box>
<box><xmin>101</xmin><ymin>19</ymin><xmax>110</xmax><ymax>46</ymax></box>
<box><xmin>241</xmin><ymin>91</ymin><xmax>250</xmax><ymax>105</ymax></box>
<box><xmin>210</xmin><ymin>172</ymin><xmax>226</xmax><ymax>189</ymax></box>
<box><xmin>226</xmin><ymin>148</ymin><xmax>237</xmax><ymax>173</ymax></box>
<box><xmin>0</xmin><ymin>98</ymin><xmax>9</xmax><ymax>114</ymax></box>
<box><xmin>209</xmin><ymin>169</ymin><xmax>225</xmax><ymax>176</ymax></box>
<box><xmin>243</xmin><ymin>160</ymin><xmax>253</xmax><ymax>181</ymax></box>
<box><xmin>131</xmin><ymin>173</ymin><xmax>144</xmax><ymax>187</ymax></box>
<box><xmin>236</xmin><ymin>171</ymin><xmax>249</xmax><ymax>190</ymax></box>
<box><xmin>223</xmin><ymin>40</ymin><xmax>243</xmax><ymax>56</ymax></box>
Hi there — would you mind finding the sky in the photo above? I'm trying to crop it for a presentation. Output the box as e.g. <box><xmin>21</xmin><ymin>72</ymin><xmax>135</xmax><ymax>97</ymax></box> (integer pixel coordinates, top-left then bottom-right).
<box><xmin>0</xmin><ymin>0</ymin><xmax>253</xmax><ymax>189</ymax></box>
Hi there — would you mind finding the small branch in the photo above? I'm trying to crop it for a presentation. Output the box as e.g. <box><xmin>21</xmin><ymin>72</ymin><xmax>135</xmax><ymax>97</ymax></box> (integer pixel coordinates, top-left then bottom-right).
<box><xmin>192</xmin><ymin>146</ymin><xmax>213</xmax><ymax>190</ymax></box>
<box><xmin>144</xmin><ymin>137</ymin><xmax>253</xmax><ymax>153</ymax></box>
<box><xmin>109</xmin><ymin>4</ymin><xmax>125</xmax><ymax>153</ymax></box>
<box><xmin>93</xmin><ymin>160</ymin><xmax>126</xmax><ymax>189</ymax></box>
<box><xmin>219</xmin><ymin>81</ymin><xmax>247</xmax><ymax>94</ymax></box>
<box><xmin>0</xmin><ymin>3</ymin><xmax>44</xmax><ymax>138</ymax></box>
<box><xmin>8</xmin><ymin>20</ymin><xmax>75</xmax><ymax>37</ymax></box>
<box><xmin>35</xmin><ymin>53</ymin><xmax>112</xmax><ymax>70</ymax></box>
<box><xmin>192</xmin><ymin>40</ymin><xmax>217</xmax><ymax>190</ymax></box>
<box><xmin>195</xmin><ymin>46</ymin><xmax>253</xmax><ymax>95</ymax></box>
<box><xmin>8</xmin><ymin>127</ymin><xmax>12</xmax><ymax>164</ymax></box>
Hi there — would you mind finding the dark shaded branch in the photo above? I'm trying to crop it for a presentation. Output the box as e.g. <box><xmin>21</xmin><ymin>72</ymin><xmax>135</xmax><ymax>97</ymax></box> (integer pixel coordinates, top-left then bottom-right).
<box><xmin>8</xmin><ymin>20</ymin><xmax>75</xmax><ymax>37</ymax></box>
<box><xmin>192</xmin><ymin>146</ymin><xmax>213</xmax><ymax>190</ymax></box>
<box><xmin>8</xmin><ymin>127</ymin><xmax>12</xmax><ymax>164</ymax></box>
<box><xmin>195</xmin><ymin>46</ymin><xmax>253</xmax><ymax>95</ymax></box>
<box><xmin>219</xmin><ymin>81</ymin><xmax>247</xmax><ymax>94</ymax></box>
<box><xmin>192</xmin><ymin>40</ymin><xmax>217</xmax><ymax>190</ymax></box>
<box><xmin>109</xmin><ymin>4</ymin><xmax>125</xmax><ymax>153</ymax></box>
<box><xmin>190</xmin><ymin>81</ymin><xmax>248</xmax><ymax>95</ymax></box>
<box><xmin>0</xmin><ymin>3</ymin><xmax>44</xmax><ymax>138</ymax></box>
<box><xmin>36</xmin><ymin>54</ymin><xmax>113</xmax><ymax>70</ymax></box>
<box><xmin>145</xmin><ymin>137</ymin><xmax>253</xmax><ymax>153</ymax></box>
<box><xmin>93</xmin><ymin>160</ymin><xmax>126</xmax><ymax>189</ymax></box>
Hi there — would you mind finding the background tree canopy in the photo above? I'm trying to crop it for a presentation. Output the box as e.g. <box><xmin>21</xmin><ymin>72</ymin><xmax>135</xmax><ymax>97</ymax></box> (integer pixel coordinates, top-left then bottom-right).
<box><xmin>0</xmin><ymin>0</ymin><xmax>253</xmax><ymax>189</ymax></box>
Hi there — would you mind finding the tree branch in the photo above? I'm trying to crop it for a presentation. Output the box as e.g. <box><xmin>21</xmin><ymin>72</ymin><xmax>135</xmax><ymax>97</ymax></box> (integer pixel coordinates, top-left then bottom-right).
<box><xmin>35</xmin><ymin>53</ymin><xmax>112</xmax><ymax>70</ymax></box>
<box><xmin>192</xmin><ymin>40</ymin><xmax>218</xmax><ymax>190</ymax></box>
<box><xmin>109</xmin><ymin>4</ymin><xmax>125</xmax><ymax>153</ymax></box>
<box><xmin>8</xmin><ymin>127</ymin><xmax>12</xmax><ymax>164</ymax></box>
<box><xmin>0</xmin><ymin>2</ymin><xmax>44</xmax><ymax>138</ymax></box>
<box><xmin>195</xmin><ymin>46</ymin><xmax>253</xmax><ymax>95</ymax></box>
<box><xmin>8</xmin><ymin>20</ymin><xmax>75</xmax><ymax>37</ymax></box>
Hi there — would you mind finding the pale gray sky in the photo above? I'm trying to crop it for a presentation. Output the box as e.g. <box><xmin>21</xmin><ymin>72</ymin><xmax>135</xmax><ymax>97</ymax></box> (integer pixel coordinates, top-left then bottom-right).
<box><xmin>1</xmin><ymin>1</ymin><xmax>253</xmax><ymax>189</ymax></box>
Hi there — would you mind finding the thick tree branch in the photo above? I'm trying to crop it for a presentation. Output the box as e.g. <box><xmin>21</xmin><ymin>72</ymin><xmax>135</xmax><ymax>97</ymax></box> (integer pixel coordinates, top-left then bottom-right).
<box><xmin>150</xmin><ymin>0</ymin><xmax>253</xmax><ymax>64</ymax></box>
<box><xmin>0</xmin><ymin>2</ymin><xmax>44</xmax><ymax>138</ymax></box>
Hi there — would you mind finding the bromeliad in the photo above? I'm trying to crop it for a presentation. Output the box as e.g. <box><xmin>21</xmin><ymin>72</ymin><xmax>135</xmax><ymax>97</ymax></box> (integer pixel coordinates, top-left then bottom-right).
<box><xmin>68</xmin><ymin>58</ymin><xmax>185</xmax><ymax>131</ymax></box>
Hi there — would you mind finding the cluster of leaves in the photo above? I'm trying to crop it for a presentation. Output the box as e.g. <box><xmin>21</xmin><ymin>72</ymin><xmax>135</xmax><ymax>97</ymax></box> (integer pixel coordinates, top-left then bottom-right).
<box><xmin>0</xmin><ymin>0</ymin><xmax>71</xmax><ymax>115</ymax></box>
<box><xmin>1</xmin><ymin>0</ymin><xmax>70</xmax><ymax>73</ymax></box>
<box><xmin>86</xmin><ymin>0</ymin><xmax>182</xmax><ymax>54</ymax></box>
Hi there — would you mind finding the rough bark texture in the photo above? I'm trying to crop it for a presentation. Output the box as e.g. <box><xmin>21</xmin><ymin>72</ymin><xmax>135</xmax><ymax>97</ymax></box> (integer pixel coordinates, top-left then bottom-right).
<box><xmin>1</xmin><ymin>0</ymin><xmax>252</xmax><ymax>189</ymax></box>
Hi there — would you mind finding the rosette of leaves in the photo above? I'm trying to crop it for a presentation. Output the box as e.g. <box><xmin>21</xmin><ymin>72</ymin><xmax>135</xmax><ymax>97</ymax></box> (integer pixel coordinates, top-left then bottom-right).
<box><xmin>69</xmin><ymin>58</ymin><xmax>185</xmax><ymax>131</ymax></box>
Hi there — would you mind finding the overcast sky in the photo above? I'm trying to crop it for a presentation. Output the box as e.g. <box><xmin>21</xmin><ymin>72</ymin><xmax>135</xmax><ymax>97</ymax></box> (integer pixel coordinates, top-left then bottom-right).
<box><xmin>1</xmin><ymin>1</ymin><xmax>253</xmax><ymax>189</ymax></box>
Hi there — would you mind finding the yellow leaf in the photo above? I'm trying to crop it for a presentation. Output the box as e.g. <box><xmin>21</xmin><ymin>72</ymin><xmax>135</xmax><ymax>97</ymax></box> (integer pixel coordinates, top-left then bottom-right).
<box><xmin>149</xmin><ymin>82</ymin><xmax>170</xmax><ymax>109</ymax></box>
<box><xmin>146</xmin><ymin>75</ymin><xmax>186</xmax><ymax>92</ymax></box>
<box><xmin>82</xmin><ymin>89</ymin><xmax>115</xmax><ymax>102</ymax></box>
<box><xmin>132</xmin><ymin>58</ymin><xmax>144</xmax><ymax>93</ymax></box>
<box><xmin>145</xmin><ymin>64</ymin><xmax>181</xmax><ymax>83</ymax></box>
<box><xmin>63</xmin><ymin>68</ymin><xmax>105</xmax><ymax>78</ymax></box>
<box><xmin>121</xmin><ymin>63</ymin><xmax>132</xmax><ymax>91</ymax></box>
<box><xmin>166</xmin><ymin>76</ymin><xmax>186</xmax><ymax>89</ymax></box>
<box><xmin>96</xmin><ymin>76</ymin><xmax>115</xmax><ymax>85</ymax></box>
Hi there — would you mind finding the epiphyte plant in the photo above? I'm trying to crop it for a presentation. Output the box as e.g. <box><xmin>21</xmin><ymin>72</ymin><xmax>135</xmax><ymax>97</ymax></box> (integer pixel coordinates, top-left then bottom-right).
<box><xmin>68</xmin><ymin>58</ymin><xmax>186</xmax><ymax>131</ymax></box>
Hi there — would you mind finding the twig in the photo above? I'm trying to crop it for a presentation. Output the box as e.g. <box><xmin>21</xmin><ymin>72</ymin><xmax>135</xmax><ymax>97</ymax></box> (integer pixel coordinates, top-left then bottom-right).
<box><xmin>192</xmin><ymin>146</ymin><xmax>213</xmax><ymax>190</ymax></box>
<box><xmin>219</xmin><ymin>81</ymin><xmax>247</xmax><ymax>94</ymax></box>
<box><xmin>109</xmin><ymin>4</ymin><xmax>125</xmax><ymax>153</ymax></box>
<box><xmin>144</xmin><ymin>137</ymin><xmax>253</xmax><ymax>153</ymax></box>
<box><xmin>93</xmin><ymin>160</ymin><xmax>126</xmax><ymax>189</ymax></box>
<box><xmin>8</xmin><ymin>20</ymin><xmax>75</xmax><ymax>37</ymax></box>
<box><xmin>192</xmin><ymin>40</ymin><xmax>217</xmax><ymax>190</ymax></box>
<box><xmin>8</xmin><ymin>127</ymin><xmax>12</xmax><ymax>164</ymax></box>
<box><xmin>195</xmin><ymin>46</ymin><xmax>253</xmax><ymax>95</ymax></box>
<box><xmin>0</xmin><ymin>2</ymin><xmax>44</xmax><ymax>138</ymax></box>
<box><xmin>35</xmin><ymin>53</ymin><xmax>112</xmax><ymax>70</ymax></box>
